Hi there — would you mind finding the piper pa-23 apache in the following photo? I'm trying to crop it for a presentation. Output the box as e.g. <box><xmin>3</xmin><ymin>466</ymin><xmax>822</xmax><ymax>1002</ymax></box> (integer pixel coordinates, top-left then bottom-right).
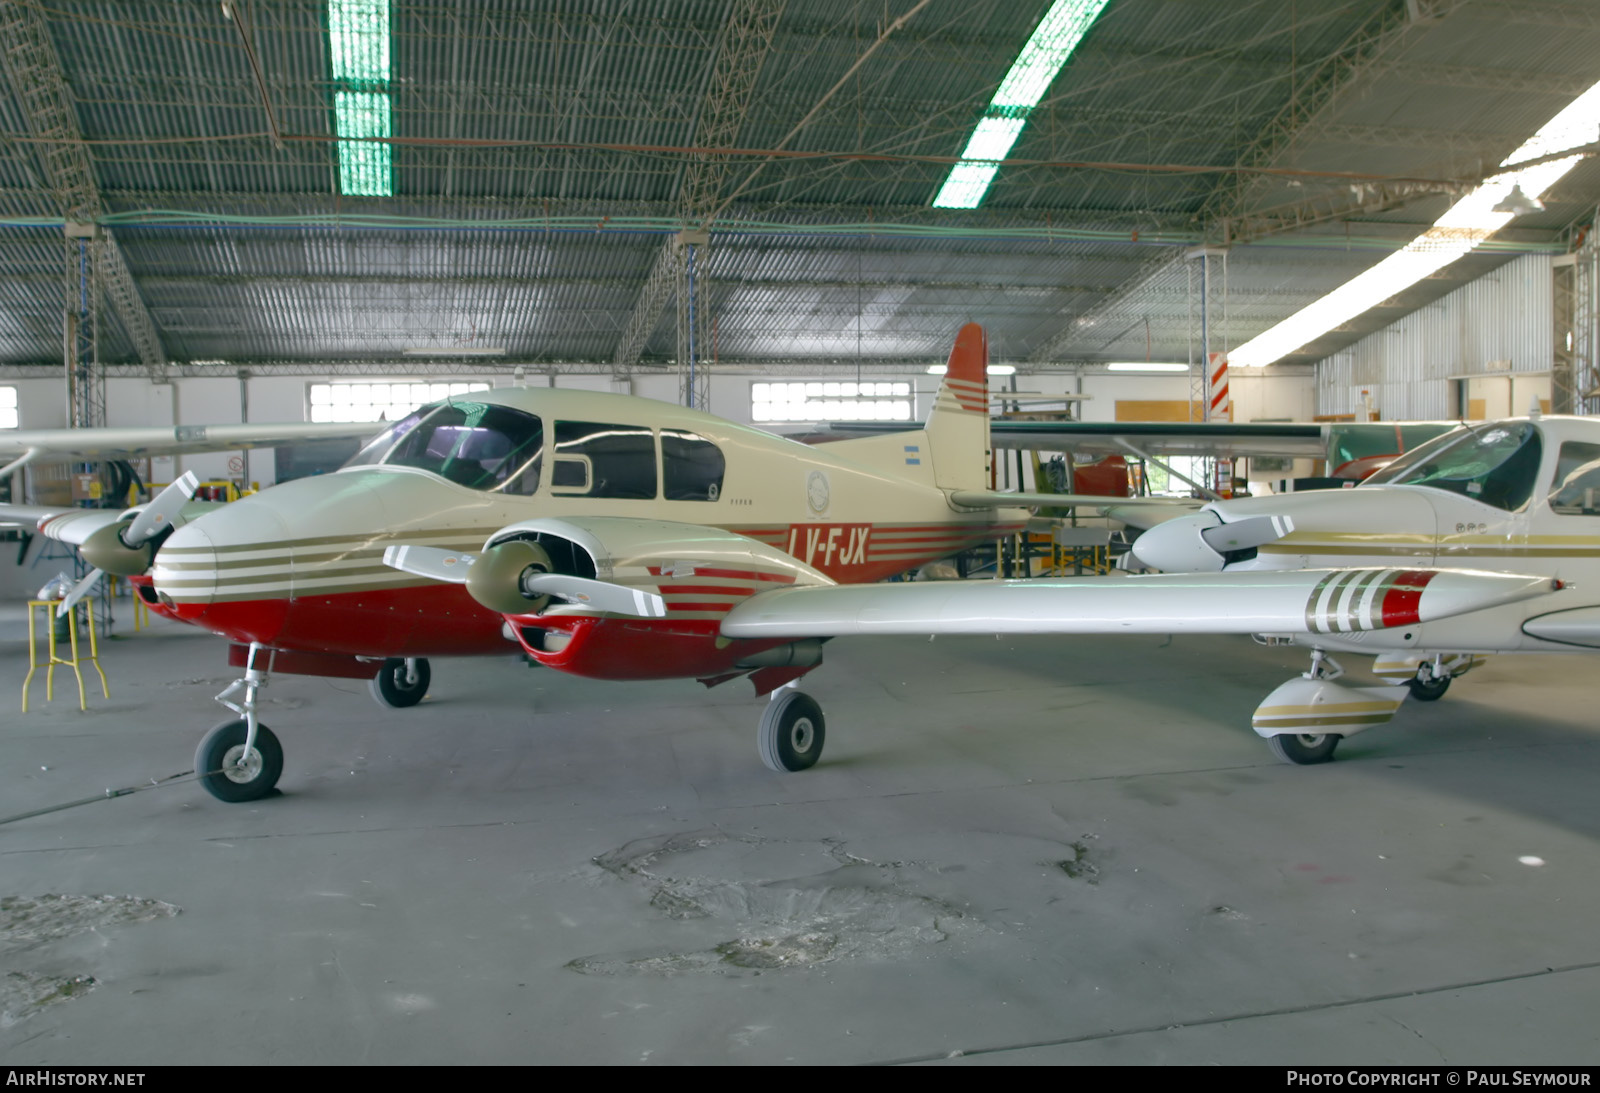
<box><xmin>16</xmin><ymin>325</ymin><xmax>1562</xmax><ymax>802</ymax></box>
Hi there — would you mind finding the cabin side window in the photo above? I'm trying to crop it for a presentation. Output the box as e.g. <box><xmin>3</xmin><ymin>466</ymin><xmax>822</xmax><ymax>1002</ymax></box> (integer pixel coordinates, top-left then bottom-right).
<box><xmin>551</xmin><ymin>421</ymin><xmax>658</xmax><ymax>499</ymax></box>
<box><xmin>1549</xmin><ymin>442</ymin><xmax>1600</xmax><ymax>516</ymax></box>
<box><xmin>661</xmin><ymin>430</ymin><xmax>725</xmax><ymax>502</ymax></box>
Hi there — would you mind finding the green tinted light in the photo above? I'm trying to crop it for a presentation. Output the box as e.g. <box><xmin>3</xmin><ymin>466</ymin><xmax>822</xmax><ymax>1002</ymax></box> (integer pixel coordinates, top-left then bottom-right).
<box><xmin>932</xmin><ymin>0</ymin><xmax>1112</xmax><ymax>209</ymax></box>
<box><xmin>328</xmin><ymin>1</ymin><xmax>392</xmax><ymax>196</ymax></box>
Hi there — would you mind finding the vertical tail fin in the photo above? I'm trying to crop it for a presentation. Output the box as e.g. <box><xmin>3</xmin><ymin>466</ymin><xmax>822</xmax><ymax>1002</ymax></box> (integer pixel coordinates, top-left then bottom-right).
<box><xmin>926</xmin><ymin>322</ymin><xmax>990</xmax><ymax>490</ymax></box>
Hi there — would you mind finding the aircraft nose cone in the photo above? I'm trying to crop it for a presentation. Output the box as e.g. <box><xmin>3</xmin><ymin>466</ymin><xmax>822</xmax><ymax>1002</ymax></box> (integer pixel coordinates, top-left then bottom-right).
<box><xmin>1130</xmin><ymin>512</ymin><xmax>1225</xmax><ymax>573</ymax></box>
<box><xmin>152</xmin><ymin>498</ymin><xmax>291</xmax><ymax>607</ymax></box>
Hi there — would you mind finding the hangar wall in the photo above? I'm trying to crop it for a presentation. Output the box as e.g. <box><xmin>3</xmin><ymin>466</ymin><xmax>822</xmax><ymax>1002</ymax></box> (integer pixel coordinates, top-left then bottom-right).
<box><xmin>1315</xmin><ymin>252</ymin><xmax>1555</xmax><ymax>421</ymax></box>
<box><xmin>5</xmin><ymin>366</ymin><xmax>1313</xmax><ymax>493</ymax></box>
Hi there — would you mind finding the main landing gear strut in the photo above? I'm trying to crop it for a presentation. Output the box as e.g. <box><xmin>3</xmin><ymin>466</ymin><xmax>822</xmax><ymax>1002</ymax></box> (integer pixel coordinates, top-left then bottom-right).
<box><xmin>196</xmin><ymin>642</ymin><xmax>283</xmax><ymax>803</ymax></box>
<box><xmin>369</xmin><ymin>657</ymin><xmax>431</xmax><ymax>708</ymax></box>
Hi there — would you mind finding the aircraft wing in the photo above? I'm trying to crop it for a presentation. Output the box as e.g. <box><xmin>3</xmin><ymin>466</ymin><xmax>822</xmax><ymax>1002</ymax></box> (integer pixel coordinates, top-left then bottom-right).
<box><xmin>824</xmin><ymin>419</ymin><xmax>1327</xmax><ymax>459</ymax></box>
<box><xmin>0</xmin><ymin>421</ymin><xmax>379</xmax><ymax>464</ymax></box>
<box><xmin>950</xmin><ymin>489</ymin><xmax>1194</xmax><ymax>510</ymax></box>
<box><xmin>720</xmin><ymin>568</ymin><xmax>1559</xmax><ymax>639</ymax></box>
<box><xmin>984</xmin><ymin>420</ymin><xmax>1327</xmax><ymax>458</ymax></box>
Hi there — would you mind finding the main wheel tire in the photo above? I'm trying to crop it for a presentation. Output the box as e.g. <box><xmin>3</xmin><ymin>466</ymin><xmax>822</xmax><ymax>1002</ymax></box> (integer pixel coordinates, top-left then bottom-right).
<box><xmin>369</xmin><ymin>657</ymin><xmax>430</xmax><ymax>708</ymax></box>
<box><xmin>1407</xmin><ymin>672</ymin><xmax>1450</xmax><ymax>702</ymax></box>
<box><xmin>758</xmin><ymin>691</ymin><xmax>826</xmax><ymax>773</ymax></box>
<box><xmin>1267</xmin><ymin>731</ymin><xmax>1342</xmax><ymax>765</ymax></box>
<box><xmin>195</xmin><ymin>719</ymin><xmax>283</xmax><ymax>803</ymax></box>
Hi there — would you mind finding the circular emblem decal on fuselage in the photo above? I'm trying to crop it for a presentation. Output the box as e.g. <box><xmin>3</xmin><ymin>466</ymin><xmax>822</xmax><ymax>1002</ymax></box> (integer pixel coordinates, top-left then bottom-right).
<box><xmin>806</xmin><ymin>470</ymin><xmax>830</xmax><ymax>515</ymax></box>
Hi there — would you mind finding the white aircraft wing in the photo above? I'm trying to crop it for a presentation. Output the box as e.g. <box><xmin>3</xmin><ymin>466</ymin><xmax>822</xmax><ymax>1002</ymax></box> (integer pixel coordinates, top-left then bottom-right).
<box><xmin>720</xmin><ymin>568</ymin><xmax>1560</xmax><ymax>639</ymax></box>
<box><xmin>949</xmin><ymin>489</ymin><xmax>1194</xmax><ymax>510</ymax></box>
<box><xmin>823</xmin><ymin>420</ymin><xmax>1328</xmax><ymax>459</ymax></box>
<box><xmin>0</xmin><ymin>421</ymin><xmax>378</xmax><ymax>464</ymax></box>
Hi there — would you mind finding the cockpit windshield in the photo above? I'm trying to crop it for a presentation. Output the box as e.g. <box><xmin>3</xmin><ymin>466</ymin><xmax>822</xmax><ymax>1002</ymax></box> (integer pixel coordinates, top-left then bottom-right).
<box><xmin>340</xmin><ymin>400</ymin><xmax>544</xmax><ymax>494</ymax></box>
<box><xmin>1361</xmin><ymin>421</ymin><xmax>1542</xmax><ymax>511</ymax></box>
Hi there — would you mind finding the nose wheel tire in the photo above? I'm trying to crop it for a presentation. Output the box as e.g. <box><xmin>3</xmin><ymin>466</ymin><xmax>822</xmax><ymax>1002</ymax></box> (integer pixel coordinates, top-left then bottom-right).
<box><xmin>369</xmin><ymin>657</ymin><xmax>430</xmax><ymax>708</ymax></box>
<box><xmin>195</xmin><ymin>719</ymin><xmax>283</xmax><ymax>803</ymax></box>
<box><xmin>1267</xmin><ymin>732</ymin><xmax>1342</xmax><ymax>765</ymax></box>
<box><xmin>759</xmin><ymin>691</ymin><xmax>826</xmax><ymax>772</ymax></box>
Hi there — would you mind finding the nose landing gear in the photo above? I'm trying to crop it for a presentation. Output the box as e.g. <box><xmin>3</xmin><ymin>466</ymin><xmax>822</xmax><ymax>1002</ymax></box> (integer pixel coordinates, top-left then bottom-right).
<box><xmin>197</xmin><ymin>642</ymin><xmax>282</xmax><ymax>802</ymax></box>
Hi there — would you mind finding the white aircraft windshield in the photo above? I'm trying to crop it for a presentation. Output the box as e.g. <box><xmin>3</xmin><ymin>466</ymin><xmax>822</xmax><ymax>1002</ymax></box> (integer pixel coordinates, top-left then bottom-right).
<box><xmin>342</xmin><ymin>400</ymin><xmax>545</xmax><ymax>494</ymax></box>
<box><xmin>1363</xmin><ymin>421</ymin><xmax>1542</xmax><ymax>511</ymax></box>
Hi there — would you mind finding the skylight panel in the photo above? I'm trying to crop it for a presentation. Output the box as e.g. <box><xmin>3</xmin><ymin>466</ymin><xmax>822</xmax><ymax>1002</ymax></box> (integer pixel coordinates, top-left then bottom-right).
<box><xmin>932</xmin><ymin>0</ymin><xmax>1112</xmax><ymax>209</ymax></box>
<box><xmin>327</xmin><ymin>0</ymin><xmax>392</xmax><ymax>197</ymax></box>
<box><xmin>1231</xmin><ymin>80</ymin><xmax>1600</xmax><ymax>367</ymax></box>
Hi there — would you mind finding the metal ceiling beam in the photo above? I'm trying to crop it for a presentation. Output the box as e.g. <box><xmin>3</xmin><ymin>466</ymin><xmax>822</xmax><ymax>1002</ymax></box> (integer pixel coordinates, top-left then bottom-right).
<box><xmin>1195</xmin><ymin>0</ymin><xmax>1467</xmax><ymax>240</ymax></box>
<box><xmin>0</xmin><ymin>0</ymin><xmax>167</xmax><ymax>378</ymax></box>
<box><xmin>612</xmin><ymin>0</ymin><xmax>783</xmax><ymax>372</ymax></box>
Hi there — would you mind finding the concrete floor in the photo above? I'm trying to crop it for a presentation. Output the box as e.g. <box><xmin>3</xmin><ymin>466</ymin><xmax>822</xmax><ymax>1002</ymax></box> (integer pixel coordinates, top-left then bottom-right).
<box><xmin>2</xmin><ymin>601</ymin><xmax>1599</xmax><ymax>1065</ymax></box>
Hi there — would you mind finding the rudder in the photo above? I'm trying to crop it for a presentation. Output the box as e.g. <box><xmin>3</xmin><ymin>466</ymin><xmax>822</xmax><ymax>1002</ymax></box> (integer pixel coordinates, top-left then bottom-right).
<box><xmin>926</xmin><ymin>322</ymin><xmax>990</xmax><ymax>490</ymax></box>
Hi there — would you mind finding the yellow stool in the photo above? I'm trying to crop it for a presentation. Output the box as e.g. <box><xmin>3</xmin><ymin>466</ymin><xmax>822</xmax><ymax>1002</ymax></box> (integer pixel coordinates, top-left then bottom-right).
<box><xmin>22</xmin><ymin>600</ymin><xmax>109</xmax><ymax>712</ymax></box>
<box><xmin>106</xmin><ymin>575</ymin><xmax>151</xmax><ymax>631</ymax></box>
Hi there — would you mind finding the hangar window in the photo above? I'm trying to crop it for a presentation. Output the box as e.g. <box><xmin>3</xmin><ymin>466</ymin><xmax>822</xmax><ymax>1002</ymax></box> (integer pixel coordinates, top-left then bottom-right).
<box><xmin>662</xmin><ymin>430</ymin><xmax>724</xmax><ymax>501</ymax></box>
<box><xmin>751</xmin><ymin>381</ymin><xmax>912</xmax><ymax>423</ymax></box>
<box><xmin>1548</xmin><ymin>442</ymin><xmax>1600</xmax><ymax>516</ymax></box>
<box><xmin>0</xmin><ymin>386</ymin><xmax>16</xmax><ymax>429</ymax></box>
<box><xmin>308</xmin><ymin>381</ymin><xmax>490</xmax><ymax>423</ymax></box>
<box><xmin>551</xmin><ymin>421</ymin><xmax>657</xmax><ymax>500</ymax></box>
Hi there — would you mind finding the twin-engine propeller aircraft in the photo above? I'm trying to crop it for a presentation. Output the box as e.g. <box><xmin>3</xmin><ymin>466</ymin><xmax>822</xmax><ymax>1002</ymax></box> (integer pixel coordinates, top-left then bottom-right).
<box><xmin>1128</xmin><ymin>414</ymin><xmax>1600</xmax><ymax>763</ymax></box>
<box><xmin>16</xmin><ymin>326</ymin><xmax>1561</xmax><ymax>802</ymax></box>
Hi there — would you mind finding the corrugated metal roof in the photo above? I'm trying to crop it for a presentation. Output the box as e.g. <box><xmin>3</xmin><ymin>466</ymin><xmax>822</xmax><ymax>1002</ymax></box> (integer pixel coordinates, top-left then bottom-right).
<box><xmin>1</xmin><ymin>0</ymin><xmax>1598</xmax><ymax>368</ymax></box>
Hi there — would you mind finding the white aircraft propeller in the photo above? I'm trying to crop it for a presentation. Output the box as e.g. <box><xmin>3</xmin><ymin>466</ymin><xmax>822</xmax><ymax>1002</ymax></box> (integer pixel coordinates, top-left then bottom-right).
<box><xmin>1199</xmin><ymin>514</ymin><xmax>1295</xmax><ymax>555</ymax></box>
<box><xmin>382</xmin><ymin>543</ymin><xmax>667</xmax><ymax>618</ymax></box>
<box><xmin>56</xmin><ymin>471</ymin><xmax>201</xmax><ymax>617</ymax></box>
<box><xmin>122</xmin><ymin>471</ymin><xmax>199</xmax><ymax>546</ymax></box>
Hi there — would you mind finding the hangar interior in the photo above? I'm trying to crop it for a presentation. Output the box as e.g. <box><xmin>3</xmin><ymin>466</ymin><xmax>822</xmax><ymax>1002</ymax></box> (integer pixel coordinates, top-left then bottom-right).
<box><xmin>5</xmin><ymin>0</ymin><xmax>1600</xmax><ymax>1066</ymax></box>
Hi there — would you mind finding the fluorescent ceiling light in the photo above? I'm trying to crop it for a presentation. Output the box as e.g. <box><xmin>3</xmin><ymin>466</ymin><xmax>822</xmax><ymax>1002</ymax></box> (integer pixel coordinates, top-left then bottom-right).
<box><xmin>403</xmin><ymin>347</ymin><xmax>507</xmax><ymax>357</ymax></box>
<box><xmin>1107</xmin><ymin>362</ymin><xmax>1188</xmax><ymax>372</ymax></box>
<box><xmin>932</xmin><ymin>0</ymin><xmax>1112</xmax><ymax>209</ymax></box>
<box><xmin>328</xmin><ymin>0</ymin><xmax>392</xmax><ymax>197</ymax></box>
<box><xmin>1232</xmin><ymin>80</ymin><xmax>1600</xmax><ymax>367</ymax></box>
<box><xmin>926</xmin><ymin>364</ymin><xmax>1017</xmax><ymax>375</ymax></box>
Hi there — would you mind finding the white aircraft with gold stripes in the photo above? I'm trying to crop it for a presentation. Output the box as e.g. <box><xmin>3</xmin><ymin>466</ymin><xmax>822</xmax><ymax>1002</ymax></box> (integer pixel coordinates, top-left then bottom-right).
<box><xmin>1128</xmin><ymin>415</ymin><xmax>1600</xmax><ymax>763</ymax></box>
<box><xmin>22</xmin><ymin>325</ymin><xmax>1560</xmax><ymax>802</ymax></box>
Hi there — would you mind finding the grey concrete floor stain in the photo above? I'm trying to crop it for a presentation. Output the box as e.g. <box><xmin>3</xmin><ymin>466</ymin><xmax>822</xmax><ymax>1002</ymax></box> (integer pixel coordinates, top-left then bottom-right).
<box><xmin>1</xmin><ymin>971</ymin><xmax>96</xmax><ymax>1029</ymax></box>
<box><xmin>1</xmin><ymin>895</ymin><xmax>179</xmax><ymax>1027</ymax></box>
<box><xmin>568</xmin><ymin>830</ymin><xmax>983</xmax><ymax>976</ymax></box>
<box><xmin>1</xmin><ymin>894</ymin><xmax>179</xmax><ymax>949</ymax></box>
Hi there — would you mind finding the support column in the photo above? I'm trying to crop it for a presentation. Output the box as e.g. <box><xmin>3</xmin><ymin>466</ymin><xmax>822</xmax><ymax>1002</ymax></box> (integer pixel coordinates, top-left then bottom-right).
<box><xmin>676</xmin><ymin>230</ymin><xmax>710</xmax><ymax>410</ymax></box>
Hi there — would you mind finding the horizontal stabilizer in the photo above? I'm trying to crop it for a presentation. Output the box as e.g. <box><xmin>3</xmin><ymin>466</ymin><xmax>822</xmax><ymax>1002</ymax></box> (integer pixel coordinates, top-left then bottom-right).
<box><xmin>721</xmin><ymin>568</ymin><xmax>1560</xmax><ymax>640</ymax></box>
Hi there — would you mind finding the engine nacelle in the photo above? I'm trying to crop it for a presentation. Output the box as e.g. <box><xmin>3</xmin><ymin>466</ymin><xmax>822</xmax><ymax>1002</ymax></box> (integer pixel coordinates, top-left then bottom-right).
<box><xmin>79</xmin><ymin>520</ymin><xmax>156</xmax><ymax>577</ymax></box>
<box><xmin>474</xmin><ymin>515</ymin><xmax>833</xmax><ymax>617</ymax></box>
<box><xmin>1252</xmin><ymin>675</ymin><xmax>1408</xmax><ymax>740</ymax></box>
<box><xmin>1130</xmin><ymin>510</ymin><xmax>1225</xmax><ymax>572</ymax></box>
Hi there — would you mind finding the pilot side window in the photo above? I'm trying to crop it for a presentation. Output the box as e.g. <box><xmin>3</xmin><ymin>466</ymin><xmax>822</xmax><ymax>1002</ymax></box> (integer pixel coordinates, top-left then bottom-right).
<box><xmin>661</xmin><ymin>430</ymin><xmax>725</xmax><ymax>501</ymax></box>
<box><xmin>1549</xmin><ymin>442</ymin><xmax>1600</xmax><ymax>516</ymax></box>
<box><xmin>551</xmin><ymin>421</ymin><xmax>658</xmax><ymax>500</ymax></box>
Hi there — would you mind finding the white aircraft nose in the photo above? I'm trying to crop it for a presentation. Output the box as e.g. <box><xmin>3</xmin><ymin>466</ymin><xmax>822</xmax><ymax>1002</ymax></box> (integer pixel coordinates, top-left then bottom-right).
<box><xmin>153</xmin><ymin>496</ymin><xmax>292</xmax><ymax>605</ymax></box>
<box><xmin>1130</xmin><ymin>511</ymin><xmax>1226</xmax><ymax>573</ymax></box>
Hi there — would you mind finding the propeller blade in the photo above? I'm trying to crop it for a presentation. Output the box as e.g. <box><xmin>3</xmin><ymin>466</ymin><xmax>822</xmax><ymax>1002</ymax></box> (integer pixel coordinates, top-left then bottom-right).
<box><xmin>56</xmin><ymin>568</ymin><xmax>104</xmax><ymax>617</ymax></box>
<box><xmin>1200</xmin><ymin>514</ymin><xmax>1295</xmax><ymax>554</ymax></box>
<box><xmin>381</xmin><ymin>544</ymin><xmax>478</xmax><ymax>583</ymax></box>
<box><xmin>522</xmin><ymin>573</ymin><xmax>667</xmax><ymax>618</ymax></box>
<box><xmin>123</xmin><ymin>471</ymin><xmax>199</xmax><ymax>546</ymax></box>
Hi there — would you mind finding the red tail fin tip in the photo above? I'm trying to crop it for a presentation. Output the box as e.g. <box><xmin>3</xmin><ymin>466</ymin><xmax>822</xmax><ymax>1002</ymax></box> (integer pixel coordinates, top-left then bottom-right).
<box><xmin>943</xmin><ymin>323</ymin><xmax>988</xmax><ymax>415</ymax></box>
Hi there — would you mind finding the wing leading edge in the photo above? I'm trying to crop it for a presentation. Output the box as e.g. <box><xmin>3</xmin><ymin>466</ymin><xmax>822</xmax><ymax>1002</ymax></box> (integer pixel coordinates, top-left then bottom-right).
<box><xmin>720</xmin><ymin>568</ymin><xmax>1559</xmax><ymax>639</ymax></box>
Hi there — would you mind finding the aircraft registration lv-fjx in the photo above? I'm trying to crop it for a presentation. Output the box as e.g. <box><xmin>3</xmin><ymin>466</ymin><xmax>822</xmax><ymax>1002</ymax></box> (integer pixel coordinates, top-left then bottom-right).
<box><xmin>19</xmin><ymin>325</ymin><xmax>1561</xmax><ymax>801</ymax></box>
